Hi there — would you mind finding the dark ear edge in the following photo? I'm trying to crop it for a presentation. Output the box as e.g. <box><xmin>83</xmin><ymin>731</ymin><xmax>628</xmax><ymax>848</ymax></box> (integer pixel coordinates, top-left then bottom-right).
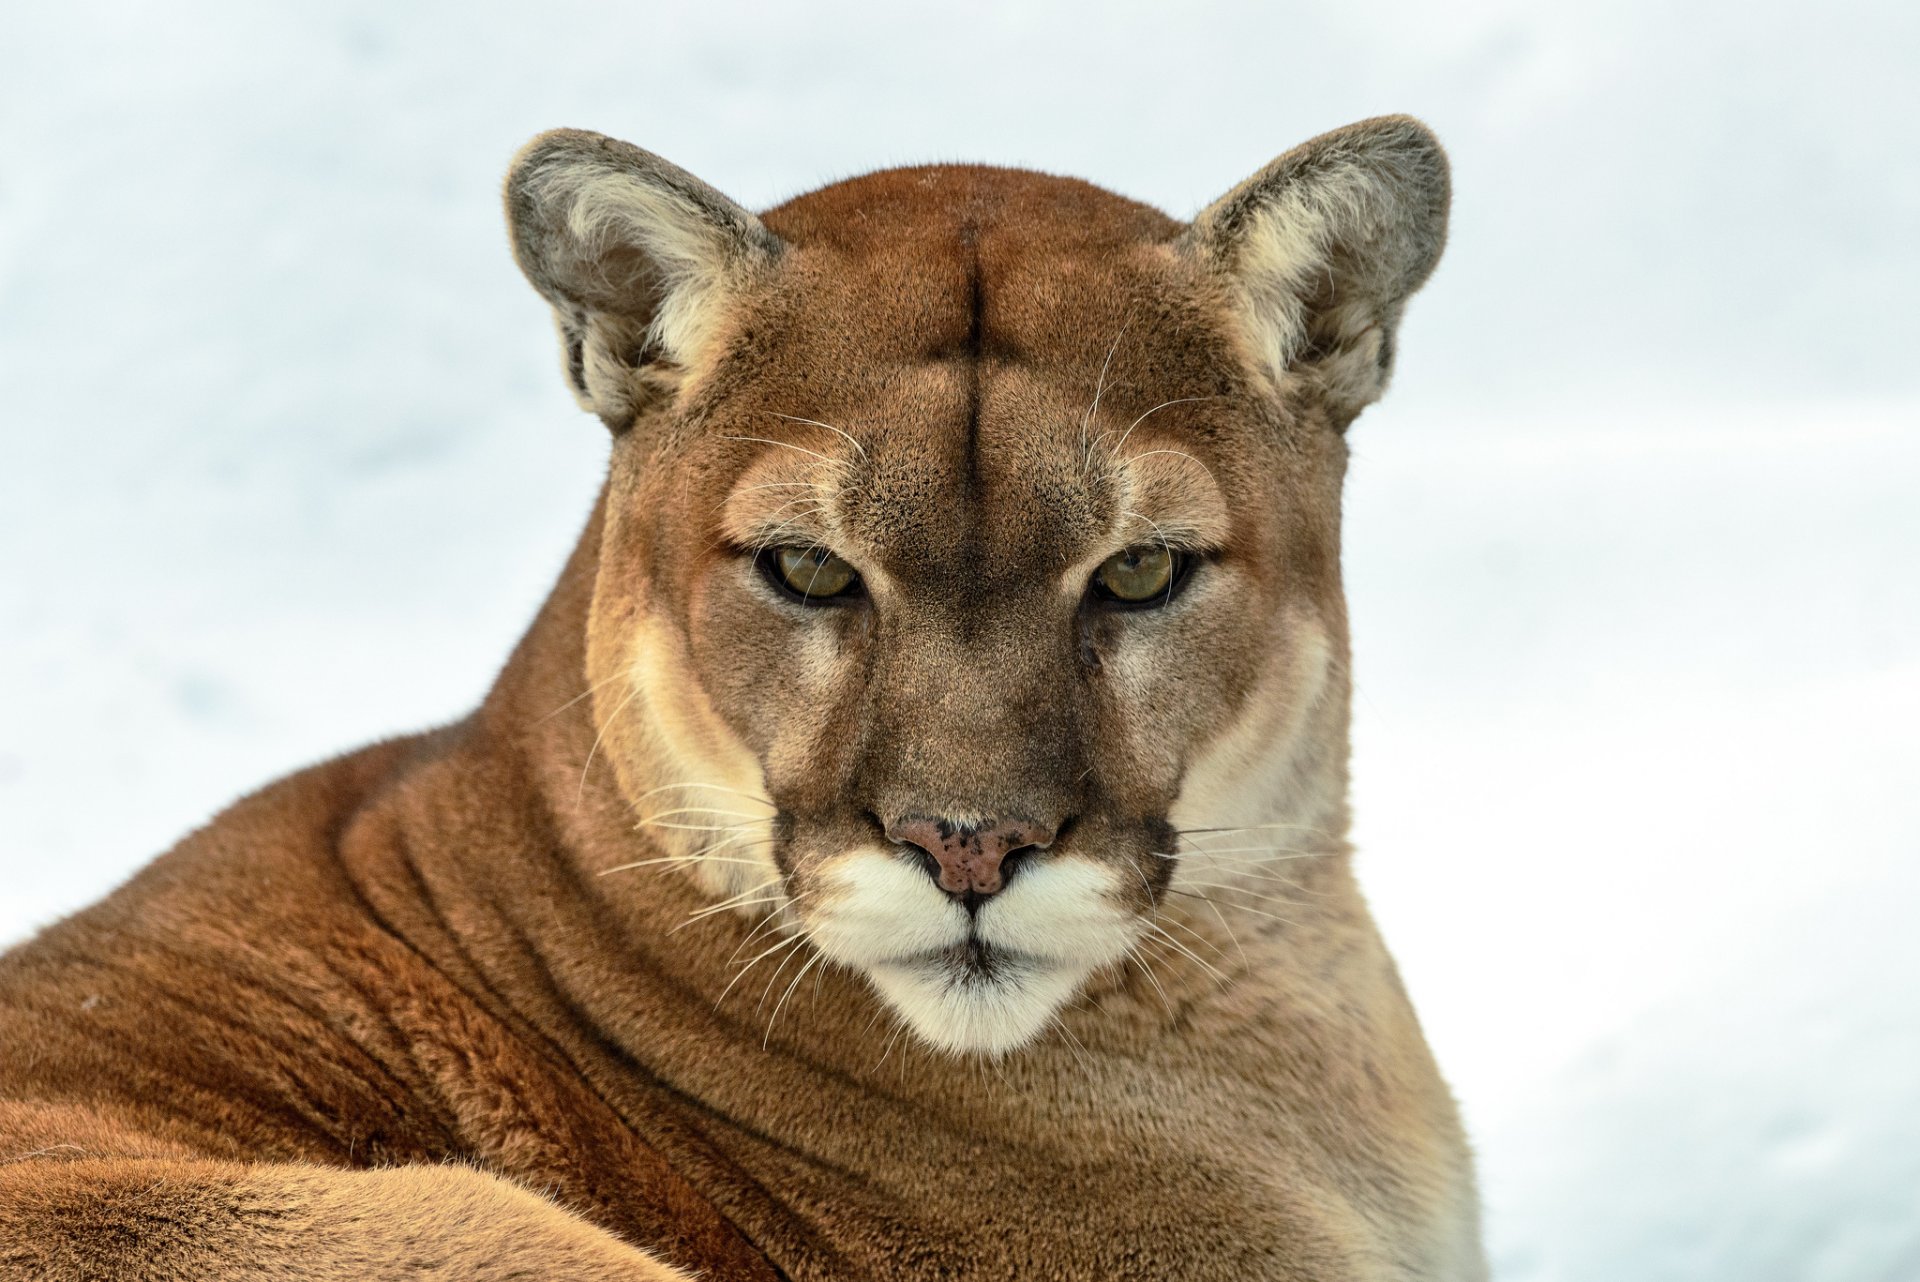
<box><xmin>1182</xmin><ymin>115</ymin><xmax>1450</xmax><ymax>422</ymax></box>
<box><xmin>503</xmin><ymin>129</ymin><xmax>783</xmax><ymax>423</ymax></box>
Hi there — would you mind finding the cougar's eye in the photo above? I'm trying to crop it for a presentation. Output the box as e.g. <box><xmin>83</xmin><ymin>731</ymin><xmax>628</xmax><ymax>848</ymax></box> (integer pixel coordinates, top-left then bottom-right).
<box><xmin>1090</xmin><ymin>544</ymin><xmax>1186</xmax><ymax>606</ymax></box>
<box><xmin>759</xmin><ymin>545</ymin><xmax>862</xmax><ymax>603</ymax></box>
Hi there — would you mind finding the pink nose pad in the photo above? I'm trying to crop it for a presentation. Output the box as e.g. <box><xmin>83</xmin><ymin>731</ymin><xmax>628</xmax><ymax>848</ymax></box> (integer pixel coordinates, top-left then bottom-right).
<box><xmin>885</xmin><ymin>817</ymin><xmax>1056</xmax><ymax>899</ymax></box>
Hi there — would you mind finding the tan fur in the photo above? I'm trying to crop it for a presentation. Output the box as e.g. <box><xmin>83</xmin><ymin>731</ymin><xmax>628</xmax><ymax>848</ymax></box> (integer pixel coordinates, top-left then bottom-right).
<box><xmin>0</xmin><ymin>117</ymin><xmax>1483</xmax><ymax>1279</ymax></box>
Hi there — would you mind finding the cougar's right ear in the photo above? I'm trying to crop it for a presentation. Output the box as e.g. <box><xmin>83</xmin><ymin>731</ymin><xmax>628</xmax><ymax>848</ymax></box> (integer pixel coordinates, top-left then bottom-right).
<box><xmin>505</xmin><ymin>129</ymin><xmax>784</xmax><ymax>428</ymax></box>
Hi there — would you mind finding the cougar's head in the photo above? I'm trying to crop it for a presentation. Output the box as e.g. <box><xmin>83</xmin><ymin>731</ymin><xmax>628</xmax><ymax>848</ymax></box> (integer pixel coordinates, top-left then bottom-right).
<box><xmin>506</xmin><ymin>120</ymin><xmax>1447</xmax><ymax>1055</ymax></box>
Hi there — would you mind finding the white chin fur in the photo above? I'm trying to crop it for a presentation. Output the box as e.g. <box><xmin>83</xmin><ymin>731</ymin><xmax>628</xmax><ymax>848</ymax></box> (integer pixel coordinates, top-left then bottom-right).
<box><xmin>806</xmin><ymin>850</ymin><xmax>1140</xmax><ymax>1056</ymax></box>
<box><xmin>868</xmin><ymin>954</ymin><xmax>1095</xmax><ymax>1056</ymax></box>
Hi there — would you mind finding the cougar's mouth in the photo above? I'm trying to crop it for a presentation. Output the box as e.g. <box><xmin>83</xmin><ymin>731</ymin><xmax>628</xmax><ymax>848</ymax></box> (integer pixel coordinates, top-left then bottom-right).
<box><xmin>935</xmin><ymin>937</ymin><xmax>1013</xmax><ymax>978</ymax></box>
<box><xmin>790</xmin><ymin>843</ymin><xmax>1148</xmax><ymax>1055</ymax></box>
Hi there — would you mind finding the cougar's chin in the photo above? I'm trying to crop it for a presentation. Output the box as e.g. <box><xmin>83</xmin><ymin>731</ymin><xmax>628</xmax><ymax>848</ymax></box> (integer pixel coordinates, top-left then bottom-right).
<box><xmin>868</xmin><ymin>948</ymin><xmax>1098</xmax><ymax>1056</ymax></box>
<box><xmin>803</xmin><ymin>850</ymin><xmax>1141</xmax><ymax>1057</ymax></box>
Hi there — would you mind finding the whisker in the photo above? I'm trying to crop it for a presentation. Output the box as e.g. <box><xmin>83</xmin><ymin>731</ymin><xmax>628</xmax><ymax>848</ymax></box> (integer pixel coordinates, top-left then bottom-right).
<box><xmin>1154</xmin><ymin>909</ymin><xmax>1232</xmax><ymax>962</ymax></box>
<box><xmin>1165</xmin><ymin>858</ymin><xmax>1321</xmax><ymax>889</ymax></box>
<box><xmin>727</xmin><ymin>902</ymin><xmax>797</xmax><ymax>965</ymax></box>
<box><xmin>633</xmin><ymin>819</ymin><xmax>762</xmax><ymax>834</ymax></box>
<box><xmin>1125</xmin><ymin>946</ymin><xmax>1178</xmax><ymax>1019</ymax></box>
<box><xmin>1106</xmin><ymin>396</ymin><xmax>1216</xmax><ymax>457</ymax></box>
<box><xmin>1165</xmin><ymin>888</ymin><xmax>1305</xmax><ymax>928</ymax></box>
<box><xmin>723</xmin><ymin>435</ymin><xmax>848</xmax><ymax>469</ymax></box>
<box><xmin>1176</xmin><ymin>877</ymin><xmax>1307</xmax><ymax>899</ymax></box>
<box><xmin>756</xmin><ymin>939</ymin><xmax>812</xmax><ymax>1014</ymax></box>
<box><xmin>1176</xmin><ymin>822</ymin><xmax>1338</xmax><ymax>838</ymax></box>
<box><xmin>764</xmin><ymin>950</ymin><xmax>826</xmax><ymax>1046</ymax></box>
<box><xmin>629</xmin><ymin>782</ymin><xmax>775</xmax><ymax>808</ymax></box>
<box><xmin>636</xmin><ymin>806</ymin><xmax>769</xmax><ymax>823</ymax></box>
<box><xmin>1160</xmin><ymin>845</ymin><xmax>1334</xmax><ymax>858</ymax></box>
<box><xmin>715</xmin><ymin>931</ymin><xmax>808</xmax><ymax>1007</ymax></box>
<box><xmin>1046</xmin><ymin>1014</ymin><xmax>1095</xmax><ymax>1073</ymax></box>
<box><xmin>1188</xmin><ymin>887</ymin><xmax>1247</xmax><ymax>969</ymax></box>
<box><xmin>737</xmin><ymin>480</ymin><xmax>831</xmax><ymax>494</ymax></box>
<box><xmin>669</xmin><ymin>879</ymin><xmax>787</xmax><ymax>933</ymax></box>
<box><xmin>597</xmin><ymin>853</ymin><xmax>771</xmax><ymax>876</ymax></box>
<box><xmin>1141</xmin><ymin>921</ymin><xmax>1229</xmax><ymax>985</ymax></box>
<box><xmin>1080</xmin><ymin>318</ymin><xmax>1131</xmax><ymax>461</ymax></box>
<box><xmin>676</xmin><ymin>894</ymin><xmax>788</xmax><ymax>930</ymax></box>
<box><xmin>770</xmin><ymin>413</ymin><xmax>869</xmax><ymax>460</ymax></box>
<box><xmin>576</xmin><ymin>681</ymin><xmax>642</xmax><ymax>803</ymax></box>
<box><xmin>872</xmin><ymin>1016</ymin><xmax>910</xmax><ymax>1073</ymax></box>
<box><xmin>530</xmin><ymin>668</ymin><xmax>627</xmax><ymax>727</ymax></box>
<box><xmin>1121</xmin><ymin>447</ymin><xmax>1220</xmax><ymax>487</ymax></box>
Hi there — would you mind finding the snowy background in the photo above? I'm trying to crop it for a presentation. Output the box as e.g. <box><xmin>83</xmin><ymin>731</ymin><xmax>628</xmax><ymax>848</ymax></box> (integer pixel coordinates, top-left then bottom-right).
<box><xmin>2</xmin><ymin>1</ymin><xmax>1916</xmax><ymax>1276</ymax></box>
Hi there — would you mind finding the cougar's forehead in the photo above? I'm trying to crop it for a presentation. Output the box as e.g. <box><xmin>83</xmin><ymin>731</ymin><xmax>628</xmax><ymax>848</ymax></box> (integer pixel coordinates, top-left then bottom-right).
<box><xmin>705</xmin><ymin>165</ymin><xmax>1248</xmax><ymax>587</ymax></box>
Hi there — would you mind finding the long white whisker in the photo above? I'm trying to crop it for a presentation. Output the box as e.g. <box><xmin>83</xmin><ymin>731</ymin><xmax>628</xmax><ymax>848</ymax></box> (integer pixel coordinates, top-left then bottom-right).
<box><xmin>716</xmin><ymin>932</ymin><xmax>808</xmax><ymax>1007</ymax></box>
<box><xmin>727</xmin><ymin>903</ymin><xmax>795</xmax><ymax>965</ymax></box>
<box><xmin>629</xmin><ymin>782</ymin><xmax>776</xmax><ymax>808</ymax></box>
<box><xmin>1125</xmin><ymin>946</ymin><xmax>1178</xmax><ymax>1018</ymax></box>
<box><xmin>1188</xmin><ymin>888</ymin><xmax>1247</xmax><ymax>969</ymax></box>
<box><xmin>1160</xmin><ymin>845</ymin><xmax>1334</xmax><ymax>858</ymax></box>
<box><xmin>1165</xmin><ymin>888</ymin><xmax>1305</xmax><ymax>928</ymax></box>
<box><xmin>633</xmin><ymin>819</ymin><xmax>761</xmax><ymax>834</ymax></box>
<box><xmin>669</xmin><ymin>878</ymin><xmax>787</xmax><ymax>932</ymax></box>
<box><xmin>1155</xmin><ymin>909</ymin><xmax>1232</xmax><ymax>961</ymax></box>
<box><xmin>531</xmin><ymin>668</ymin><xmax>628</xmax><ymax>727</ymax></box>
<box><xmin>1081</xmin><ymin>319</ymin><xmax>1131</xmax><ymax>461</ymax></box>
<box><xmin>737</xmin><ymin>481</ymin><xmax>831</xmax><ymax>494</ymax></box>
<box><xmin>1107</xmin><ymin>396</ymin><xmax>1215</xmax><ymax>457</ymax></box>
<box><xmin>1141</xmin><ymin>921</ymin><xmax>1229</xmax><ymax>985</ymax></box>
<box><xmin>756</xmin><ymin>939</ymin><xmax>811</xmax><ymax>1014</ymax></box>
<box><xmin>597</xmin><ymin>853</ymin><xmax>770</xmax><ymax>876</ymax></box>
<box><xmin>635</xmin><ymin>806</ymin><xmax>768</xmax><ymax>822</ymax></box>
<box><xmin>723</xmin><ymin>435</ymin><xmax>847</xmax><ymax>469</ymax></box>
<box><xmin>1177</xmin><ymin>879</ymin><xmax>1308</xmax><ymax>904</ymax></box>
<box><xmin>765</xmin><ymin>950</ymin><xmax>826</xmax><ymax>1046</ymax></box>
<box><xmin>675</xmin><ymin>894</ymin><xmax>788</xmax><ymax>931</ymax></box>
<box><xmin>1176</xmin><ymin>822</ymin><xmax>1338</xmax><ymax>837</ymax></box>
<box><xmin>1122</xmin><ymin>447</ymin><xmax>1220</xmax><ymax>487</ymax></box>
<box><xmin>577</xmin><ymin>681</ymin><xmax>641</xmax><ymax>803</ymax></box>
<box><xmin>771</xmin><ymin>413</ymin><xmax>868</xmax><ymax>460</ymax></box>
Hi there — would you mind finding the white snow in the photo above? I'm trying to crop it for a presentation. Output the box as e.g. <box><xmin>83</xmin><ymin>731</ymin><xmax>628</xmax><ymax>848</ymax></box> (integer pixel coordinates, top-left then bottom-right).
<box><xmin>2</xmin><ymin>2</ymin><xmax>1915</xmax><ymax>1277</ymax></box>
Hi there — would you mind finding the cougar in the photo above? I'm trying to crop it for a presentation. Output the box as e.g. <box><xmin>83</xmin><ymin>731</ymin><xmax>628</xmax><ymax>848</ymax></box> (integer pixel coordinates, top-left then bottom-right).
<box><xmin>0</xmin><ymin>115</ymin><xmax>1485</xmax><ymax>1280</ymax></box>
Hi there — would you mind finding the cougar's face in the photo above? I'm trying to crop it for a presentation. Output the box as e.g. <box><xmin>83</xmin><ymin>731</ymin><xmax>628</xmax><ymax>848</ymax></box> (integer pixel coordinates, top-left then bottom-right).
<box><xmin>584</xmin><ymin>170</ymin><xmax>1350</xmax><ymax>1055</ymax></box>
<box><xmin>511</xmin><ymin>118</ymin><xmax>1444</xmax><ymax>1053</ymax></box>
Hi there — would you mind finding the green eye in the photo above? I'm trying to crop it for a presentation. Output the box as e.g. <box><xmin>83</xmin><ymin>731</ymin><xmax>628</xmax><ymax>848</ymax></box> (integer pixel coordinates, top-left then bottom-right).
<box><xmin>762</xmin><ymin>545</ymin><xmax>861</xmax><ymax>602</ymax></box>
<box><xmin>1091</xmin><ymin>544</ymin><xmax>1185</xmax><ymax>605</ymax></box>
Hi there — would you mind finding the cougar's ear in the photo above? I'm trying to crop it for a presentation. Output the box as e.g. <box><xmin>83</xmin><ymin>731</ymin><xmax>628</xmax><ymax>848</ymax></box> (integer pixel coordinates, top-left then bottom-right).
<box><xmin>1182</xmin><ymin>115</ymin><xmax>1449</xmax><ymax>426</ymax></box>
<box><xmin>505</xmin><ymin>129</ymin><xmax>784</xmax><ymax>427</ymax></box>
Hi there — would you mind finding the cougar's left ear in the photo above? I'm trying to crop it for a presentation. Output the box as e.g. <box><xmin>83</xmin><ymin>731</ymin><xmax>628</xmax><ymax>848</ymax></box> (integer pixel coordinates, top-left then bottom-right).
<box><xmin>505</xmin><ymin>129</ymin><xmax>784</xmax><ymax>428</ymax></box>
<box><xmin>1182</xmin><ymin>115</ymin><xmax>1449</xmax><ymax>426</ymax></box>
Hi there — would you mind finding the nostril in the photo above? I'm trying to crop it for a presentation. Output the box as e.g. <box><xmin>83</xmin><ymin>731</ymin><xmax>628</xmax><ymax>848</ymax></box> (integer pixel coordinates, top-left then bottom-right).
<box><xmin>903</xmin><ymin>841</ymin><xmax>943</xmax><ymax>886</ymax></box>
<box><xmin>997</xmin><ymin>844</ymin><xmax>1039</xmax><ymax>889</ymax></box>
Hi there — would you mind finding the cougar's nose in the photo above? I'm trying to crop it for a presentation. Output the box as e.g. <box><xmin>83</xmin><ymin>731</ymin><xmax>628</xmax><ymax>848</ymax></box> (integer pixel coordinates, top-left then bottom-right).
<box><xmin>885</xmin><ymin>816</ymin><xmax>1057</xmax><ymax>905</ymax></box>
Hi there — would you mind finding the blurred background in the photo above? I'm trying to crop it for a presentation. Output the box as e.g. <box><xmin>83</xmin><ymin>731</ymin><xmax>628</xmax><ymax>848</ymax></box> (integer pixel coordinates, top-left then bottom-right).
<box><xmin>2</xmin><ymin>1</ymin><xmax>1915</xmax><ymax>1276</ymax></box>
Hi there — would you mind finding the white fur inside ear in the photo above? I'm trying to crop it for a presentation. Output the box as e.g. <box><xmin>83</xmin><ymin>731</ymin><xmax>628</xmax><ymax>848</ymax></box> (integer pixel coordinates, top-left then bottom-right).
<box><xmin>528</xmin><ymin>163</ymin><xmax>746</xmax><ymax>365</ymax></box>
<box><xmin>1187</xmin><ymin>117</ymin><xmax>1448</xmax><ymax>414</ymax></box>
<box><xmin>1218</xmin><ymin>183</ymin><xmax>1339</xmax><ymax>384</ymax></box>
<box><xmin>507</xmin><ymin>131</ymin><xmax>783</xmax><ymax>420</ymax></box>
<box><xmin>1222</xmin><ymin>177</ymin><xmax>1401</xmax><ymax>410</ymax></box>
